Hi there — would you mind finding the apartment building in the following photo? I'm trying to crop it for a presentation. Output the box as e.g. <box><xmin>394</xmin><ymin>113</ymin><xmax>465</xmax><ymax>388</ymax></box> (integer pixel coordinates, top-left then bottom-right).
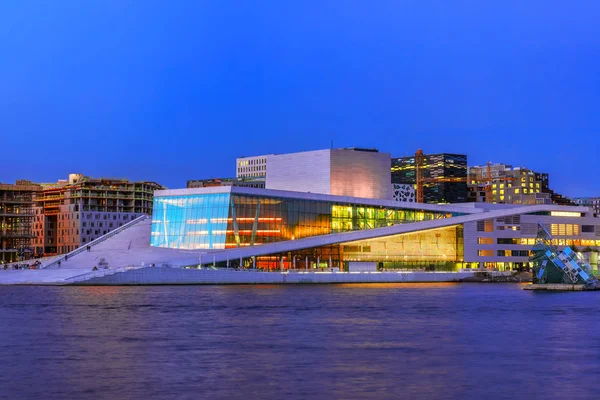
<box><xmin>33</xmin><ymin>174</ymin><xmax>164</xmax><ymax>255</ymax></box>
<box><xmin>0</xmin><ymin>181</ymin><xmax>40</xmax><ymax>262</ymax></box>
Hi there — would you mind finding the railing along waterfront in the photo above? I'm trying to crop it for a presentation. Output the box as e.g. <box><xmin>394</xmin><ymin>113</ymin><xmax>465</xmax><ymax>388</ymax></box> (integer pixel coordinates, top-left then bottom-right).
<box><xmin>43</xmin><ymin>215</ymin><xmax>149</xmax><ymax>269</ymax></box>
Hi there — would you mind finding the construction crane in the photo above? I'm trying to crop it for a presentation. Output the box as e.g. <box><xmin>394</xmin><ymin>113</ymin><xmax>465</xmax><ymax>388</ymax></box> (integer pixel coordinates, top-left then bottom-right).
<box><xmin>414</xmin><ymin>150</ymin><xmax>514</xmax><ymax>203</ymax></box>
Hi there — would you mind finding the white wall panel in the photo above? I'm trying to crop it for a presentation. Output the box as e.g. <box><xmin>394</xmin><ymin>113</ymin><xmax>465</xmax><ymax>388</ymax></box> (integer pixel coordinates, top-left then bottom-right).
<box><xmin>330</xmin><ymin>149</ymin><xmax>392</xmax><ymax>199</ymax></box>
<box><xmin>266</xmin><ymin>150</ymin><xmax>331</xmax><ymax>194</ymax></box>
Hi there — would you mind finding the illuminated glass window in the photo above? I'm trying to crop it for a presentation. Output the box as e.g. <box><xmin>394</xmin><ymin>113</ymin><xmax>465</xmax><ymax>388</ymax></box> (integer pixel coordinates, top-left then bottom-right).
<box><xmin>550</xmin><ymin>211</ymin><xmax>581</xmax><ymax>217</ymax></box>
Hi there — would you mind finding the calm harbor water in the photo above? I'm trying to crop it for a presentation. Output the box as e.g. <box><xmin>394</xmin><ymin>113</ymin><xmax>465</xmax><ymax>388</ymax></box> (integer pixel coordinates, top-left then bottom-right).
<box><xmin>1</xmin><ymin>283</ymin><xmax>599</xmax><ymax>400</ymax></box>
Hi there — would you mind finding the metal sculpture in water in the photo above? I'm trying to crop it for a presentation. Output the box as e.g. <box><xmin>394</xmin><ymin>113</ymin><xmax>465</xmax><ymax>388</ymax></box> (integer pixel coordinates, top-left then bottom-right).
<box><xmin>530</xmin><ymin>223</ymin><xmax>599</xmax><ymax>288</ymax></box>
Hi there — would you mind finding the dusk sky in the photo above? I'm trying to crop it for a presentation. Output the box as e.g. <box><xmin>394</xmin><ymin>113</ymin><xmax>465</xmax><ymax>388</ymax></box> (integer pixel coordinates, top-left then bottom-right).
<box><xmin>1</xmin><ymin>1</ymin><xmax>598</xmax><ymax>196</ymax></box>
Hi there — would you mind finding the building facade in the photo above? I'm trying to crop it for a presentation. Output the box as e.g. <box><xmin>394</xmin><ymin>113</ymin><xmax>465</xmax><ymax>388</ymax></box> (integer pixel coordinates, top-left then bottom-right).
<box><xmin>151</xmin><ymin>186</ymin><xmax>458</xmax><ymax>252</ymax></box>
<box><xmin>391</xmin><ymin>153</ymin><xmax>468</xmax><ymax>203</ymax></box>
<box><xmin>33</xmin><ymin>174</ymin><xmax>164</xmax><ymax>255</ymax></box>
<box><xmin>150</xmin><ymin>186</ymin><xmax>600</xmax><ymax>271</ymax></box>
<box><xmin>0</xmin><ymin>181</ymin><xmax>40</xmax><ymax>262</ymax></box>
<box><xmin>463</xmin><ymin>205</ymin><xmax>600</xmax><ymax>270</ymax></box>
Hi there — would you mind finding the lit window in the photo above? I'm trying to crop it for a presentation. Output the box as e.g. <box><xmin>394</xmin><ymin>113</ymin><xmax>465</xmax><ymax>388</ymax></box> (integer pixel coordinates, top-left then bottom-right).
<box><xmin>550</xmin><ymin>211</ymin><xmax>581</xmax><ymax>217</ymax></box>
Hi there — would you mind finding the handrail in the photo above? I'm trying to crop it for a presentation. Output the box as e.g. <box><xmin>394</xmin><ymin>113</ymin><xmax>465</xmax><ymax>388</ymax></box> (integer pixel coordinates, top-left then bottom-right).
<box><xmin>43</xmin><ymin>215</ymin><xmax>149</xmax><ymax>269</ymax></box>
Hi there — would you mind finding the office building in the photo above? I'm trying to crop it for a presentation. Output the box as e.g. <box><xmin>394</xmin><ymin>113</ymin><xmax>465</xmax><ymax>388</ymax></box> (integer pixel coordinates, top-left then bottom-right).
<box><xmin>391</xmin><ymin>153</ymin><xmax>468</xmax><ymax>203</ymax></box>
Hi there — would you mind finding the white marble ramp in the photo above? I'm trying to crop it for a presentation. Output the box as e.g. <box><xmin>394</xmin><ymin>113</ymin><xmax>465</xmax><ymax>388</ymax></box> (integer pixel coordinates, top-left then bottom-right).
<box><xmin>1</xmin><ymin>218</ymin><xmax>212</xmax><ymax>285</ymax></box>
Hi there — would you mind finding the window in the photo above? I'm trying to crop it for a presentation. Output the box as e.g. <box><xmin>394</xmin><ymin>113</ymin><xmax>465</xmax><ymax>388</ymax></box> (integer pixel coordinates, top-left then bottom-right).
<box><xmin>477</xmin><ymin>220</ymin><xmax>494</xmax><ymax>232</ymax></box>
<box><xmin>550</xmin><ymin>211</ymin><xmax>581</xmax><ymax>217</ymax></box>
<box><xmin>582</xmin><ymin>225</ymin><xmax>595</xmax><ymax>233</ymax></box>
<box><xmin>551</xmin><ymin>224</ymin><xmax>580</xmax><ymax>236</ymax></box>
<box><xmin>497</xmin><ymin>238</ymin><xmax>519</xmax><ymax>245</ymax></box>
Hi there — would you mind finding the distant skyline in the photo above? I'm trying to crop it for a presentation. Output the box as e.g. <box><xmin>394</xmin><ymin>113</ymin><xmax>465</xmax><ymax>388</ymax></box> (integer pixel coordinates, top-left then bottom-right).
<box><xmin>1</xmin><ymin>1</ymin><xmax>598</xmax><ymax>197</ymax></box>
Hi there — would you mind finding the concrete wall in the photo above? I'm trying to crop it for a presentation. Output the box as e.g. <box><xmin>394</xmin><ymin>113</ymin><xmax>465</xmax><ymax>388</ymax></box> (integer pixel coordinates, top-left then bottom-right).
<box><xmin>266</xmin><ymin>149</ymin><xmax>331</xmax><ymax>194</ymax></box>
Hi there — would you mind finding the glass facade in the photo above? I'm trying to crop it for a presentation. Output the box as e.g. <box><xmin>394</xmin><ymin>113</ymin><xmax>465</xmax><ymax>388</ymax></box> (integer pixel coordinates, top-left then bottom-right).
<box><xmin>391</xmin><ymin>153</ymin><xmax>468</xmax><ymax>203</ymax></box>
<box><xmin>340</xmin><ymin>225</ymin><xmax>464</xmax><ymax>270</ymax></box>
<box><xmin>151</xmin><ymin>193</ymin><xmax>231</xmax><ymax>249</ymax></box>
<box><xmin>531</xmin><ymin>224</ymin><xmax>598</xmax><ymax>287</ymax></box>
<box><xmin>252</xmin><ymin>226</ymin><xmax>464</xmax><ymax>271</ymax></box>
<box><xmin>151</xmin><ymin>192</ymin><xmax>459</xmax><ymax>250</ymax></box>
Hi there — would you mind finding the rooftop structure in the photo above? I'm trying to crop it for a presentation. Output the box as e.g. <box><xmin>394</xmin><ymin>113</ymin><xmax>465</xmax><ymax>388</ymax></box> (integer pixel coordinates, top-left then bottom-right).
<box><xmin>238</xmin><ymin>148</ymin><xmax>393</xmax><ymax>200</ymax></box>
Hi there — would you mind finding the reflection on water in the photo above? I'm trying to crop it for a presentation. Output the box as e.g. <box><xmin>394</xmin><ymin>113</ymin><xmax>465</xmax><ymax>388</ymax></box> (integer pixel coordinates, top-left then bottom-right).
<box><xmin>0</xmin><ymin>283</ymin><xmax>598</xmax><ymax>400</ymax></box>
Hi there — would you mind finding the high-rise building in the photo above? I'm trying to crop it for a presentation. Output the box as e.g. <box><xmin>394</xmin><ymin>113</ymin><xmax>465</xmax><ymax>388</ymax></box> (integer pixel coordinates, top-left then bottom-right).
<box><xmin>391</xmin><ymin>153</ymin><xmax>468</xmax><ymax>203</ymax></box>
<box><xmin>33</xmin><ymin>174</ymin><xmax>164</xmax><ymax>256</ymax></box>
<box><xmin>0</xmin><ymin>181</ymin><xmax>41</xmax><ymax>262</ymax></box>
<box><xmin>238</xmin><ymin>148</ymin><xmax>393</xmax><ymax>200</ymax></box>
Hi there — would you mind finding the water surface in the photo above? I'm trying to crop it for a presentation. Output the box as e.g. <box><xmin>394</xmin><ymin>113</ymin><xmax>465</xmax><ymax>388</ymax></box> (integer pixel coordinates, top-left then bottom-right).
<box><xmin>1</xmin><ymin>283</ymin><xmax>598</xmax><ymax>399</ymax></box>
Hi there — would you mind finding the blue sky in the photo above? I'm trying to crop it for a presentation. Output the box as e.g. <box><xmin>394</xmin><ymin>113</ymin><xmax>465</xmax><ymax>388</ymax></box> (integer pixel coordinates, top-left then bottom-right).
<box><xmin>0</xmin><ymin>1</ymin><xmax>598</xmax><ymax>196</ymax></box>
